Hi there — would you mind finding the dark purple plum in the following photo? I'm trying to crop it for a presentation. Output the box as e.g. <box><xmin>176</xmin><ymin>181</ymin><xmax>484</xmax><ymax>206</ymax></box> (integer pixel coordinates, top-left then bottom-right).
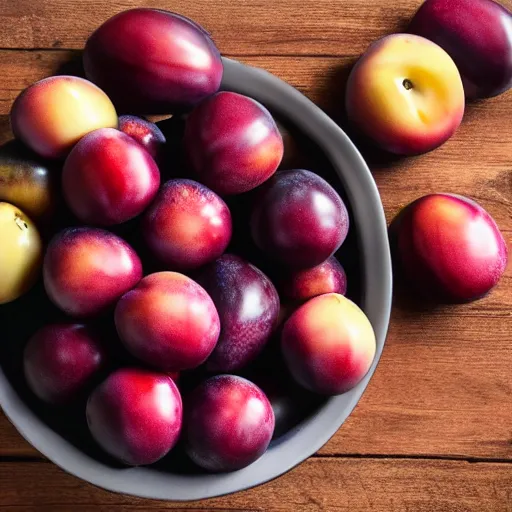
<box><xmin>83</xmin><ymin>9</ymin><xmax>223</xmax><ymax>113</ymax></box>
<box><xmin>409</xmin><ymin>0</ymin><xmax>512</xmax><ymax>99</ymax></box>
<box><xmin>143</xmin><ymin>180</ymin><xmax>232</xmax><ymax>270</ymax></box>
<box><xmin>24</xmin><ymin>324</ymin><xmax>108</xmax><ymax>405</ymax></box>
<box><xmin>118</xmin><ymin>115</ymin><xmax>166</xmax><ymax>163</ymax></box>
<box><xmin>278</xmin><ymin>256</ymin><xmax>347</xmax><ymax>301</ymax></box>
<box><xmin>195</xmin><ymin>254</ymin><xmax>280</xmax><ymax>372</ymax></box>
<box><xmin>87</xmin><ymin>368</ymin><xmax>182</xmax><ymax>466</ymax></box>
<box><xmin>251</xmin><ymin>169</ymin><xmax>349</xmax><ymax>269</ymax></box>
<box><xmin>184</xmin><ymin>375</ymin><xmax>275</xmax><ymax>471</ymax></box>
<box><xmin>184</xmin><ymin>92</ymin><xmax>284</xmax><ymax>195</ymax></box>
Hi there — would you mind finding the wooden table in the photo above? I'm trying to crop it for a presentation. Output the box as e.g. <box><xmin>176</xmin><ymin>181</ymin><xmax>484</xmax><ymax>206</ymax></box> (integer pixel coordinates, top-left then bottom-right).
<box><xmin>0</xmin><ymin>0</ymin><xmax>511</xmax><ymax>510</ymax></box>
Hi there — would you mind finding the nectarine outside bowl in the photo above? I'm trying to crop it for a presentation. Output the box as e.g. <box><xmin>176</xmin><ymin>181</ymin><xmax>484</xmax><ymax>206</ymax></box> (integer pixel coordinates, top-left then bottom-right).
<box><xmin>0</xmin><ymin>58</ymin><xmax>392</xmax><ymax>500</ymax></box>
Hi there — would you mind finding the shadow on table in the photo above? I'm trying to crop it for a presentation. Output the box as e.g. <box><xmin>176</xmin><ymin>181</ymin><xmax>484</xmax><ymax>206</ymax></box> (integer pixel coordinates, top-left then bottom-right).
<box><xmin>55</xmin><ymin>51</ymin><xmax>85</xmax><ymax>78</ymax></box>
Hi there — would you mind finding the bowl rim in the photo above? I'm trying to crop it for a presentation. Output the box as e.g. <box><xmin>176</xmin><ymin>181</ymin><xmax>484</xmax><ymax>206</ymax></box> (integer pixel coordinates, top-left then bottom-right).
<box><xmin>0</xmin><ymin>57</ymin><xmax>392</xmax><ymax>501</ymax></box>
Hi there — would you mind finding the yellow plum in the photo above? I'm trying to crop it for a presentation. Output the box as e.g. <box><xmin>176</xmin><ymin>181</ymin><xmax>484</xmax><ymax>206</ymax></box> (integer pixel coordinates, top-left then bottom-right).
<box><xmin>346</xmin><ymin>34</ymin><xmax>465</xmax><ymax>155</ymax></box>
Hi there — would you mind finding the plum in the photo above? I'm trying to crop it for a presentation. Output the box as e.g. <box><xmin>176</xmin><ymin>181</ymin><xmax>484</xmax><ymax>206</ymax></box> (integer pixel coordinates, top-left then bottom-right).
<box><xmin>143</xmin><ymin>179</ymin><xmax>232</xmax><ymax>270</ymax></box>
<box><xmin>118</xmin><ymin>115</ymin><xmax>166</xmax><ymax>163</ymax></box>
<box><xmin>0</xmin><ymin>202</ymin><xmax>42</xmax><ymax>304</ymax></box>
<box><xmin>281</xmin><ymin>293</ymin><xmax>376</xmax><ymax>395</ymax></box>
<box><xmin>195</xmin><ymin>254</ymin><xmax>280</xmax><ymax>372</ymax></box>
<box><xmin>0</xmin><ymin>141</ymin><xmax>57</xmax><ymax>222</ymax></box>
<box><xmin>43</xmin><ymin>227</ymin><xmax>142</xmax><ymax>317</ymax></box>
<box><xmin>184</xmin><ymin>375</ymin><xmax>275</xmax><ymax>471</ymax></box>
<box><xmin>87</xmin><ymin>368</ymin><xmax>182</xmax><ymax>466</ymax></box>
<box><xmin>62</xmin><ymin>128</ymin><xmax>160</xmax><ymax>226</ymax></box>
<box><xmin>345</xmin><ymin>34</ymin><xmax>465</xmax><ymax>155</ymax></box>
<box><xmin>115</xmin><ymin>272</ymin><xmax>220</xmax><ymax>371</ymax></box>
<box><xmin>23</xmin><ymin>324</ymin><xmax>108</xmax><ymax>405</ymax></box>
<box><xmin>184</xmin><ymin>92</ymin><xmax>284</xmax><ymax>195</ymax></box>
<box><xmin>409</xmin><ymin>0</ymin><xmax>512</xmax><ymax>99</ymax></box>
<box><xmin>278</xmin><ymin>256</ymin><xmax>347</xmax><ymax>301</ymax></box>
<box><xmin>10</xmin><ymin>76</ymin><xmax>117</xmax><ymax>159</ymax></box>
<box><xmin>392</xmin><ymin>193</ymin><xmax>508</xmax><ymax>302</ymax></box>
<box><xmin>251</xmin><ymin>169</ymin><xmax>349</xmax><ymax>268</ymax></box>
<box><xmin>83</xmin><ymin>9</ymin><xmax>223</xmax><ymax>113</ymax></box>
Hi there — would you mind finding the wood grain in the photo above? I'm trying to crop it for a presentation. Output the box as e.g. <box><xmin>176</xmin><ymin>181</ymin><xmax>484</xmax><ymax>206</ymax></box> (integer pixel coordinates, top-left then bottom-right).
<box><xmin>0</xmin><ymin>0</ymin><xmax>422</xmax><ymax>54</ymax></box>
<box><xmin>0</xmin><ymin>0</ymin><xmax>508</xmax><ymax>55</ymax></box>
<box><xmin>0</xmin><ymin>0</ymin><xmax>511</xmax><ymax>508</ymax></box>
<box><xmin>0</xmin><ymin>458</ymin><xmax>511</xmax><ymax>511</ymax></box>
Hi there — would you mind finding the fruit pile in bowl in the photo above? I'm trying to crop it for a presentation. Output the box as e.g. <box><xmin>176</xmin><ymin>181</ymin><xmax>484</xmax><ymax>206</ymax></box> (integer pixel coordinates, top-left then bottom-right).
<box><xmin>0</xmin><ymin>7</ymin><xmax>386</xmax><ymax>495</ymax></box>
<box><xmin>0</xmin><ymin>0</ymin><xmax>509</xmax><ymax>501</ymax></box>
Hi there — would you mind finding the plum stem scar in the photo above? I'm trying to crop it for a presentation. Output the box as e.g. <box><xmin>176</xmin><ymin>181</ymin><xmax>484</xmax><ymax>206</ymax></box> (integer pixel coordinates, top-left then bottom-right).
<box><xmin>402</xmin><ymin>79</ymin><xmax>413</xmax><ymax>90</ymax></box>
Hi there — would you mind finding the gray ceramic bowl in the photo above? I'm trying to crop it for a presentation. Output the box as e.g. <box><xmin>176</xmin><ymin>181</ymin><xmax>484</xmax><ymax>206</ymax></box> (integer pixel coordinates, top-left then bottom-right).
<box><xmin>0</xmin><ymin>57</ymin><xmax>392</xmax><ymax>501</ymax></box>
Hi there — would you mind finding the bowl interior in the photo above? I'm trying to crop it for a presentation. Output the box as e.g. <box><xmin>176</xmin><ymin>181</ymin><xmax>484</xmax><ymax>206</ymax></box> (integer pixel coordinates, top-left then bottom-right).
<box><xmin>0</xmin><ymin>57</ymin><xmax>392</xmax><ymax>501</ymax></box>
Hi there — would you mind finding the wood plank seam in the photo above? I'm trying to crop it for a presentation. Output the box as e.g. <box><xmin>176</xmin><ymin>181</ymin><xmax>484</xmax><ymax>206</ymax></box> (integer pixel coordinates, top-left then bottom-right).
<box><xmin>2</xmin><ymin>454</ymin><xmax>512</xmax><ymax>464</ymax></box>
<box><xmin>0</xmin><ymin>47</ymin><xmax>362</xmax><ymax>59</ymax></box>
